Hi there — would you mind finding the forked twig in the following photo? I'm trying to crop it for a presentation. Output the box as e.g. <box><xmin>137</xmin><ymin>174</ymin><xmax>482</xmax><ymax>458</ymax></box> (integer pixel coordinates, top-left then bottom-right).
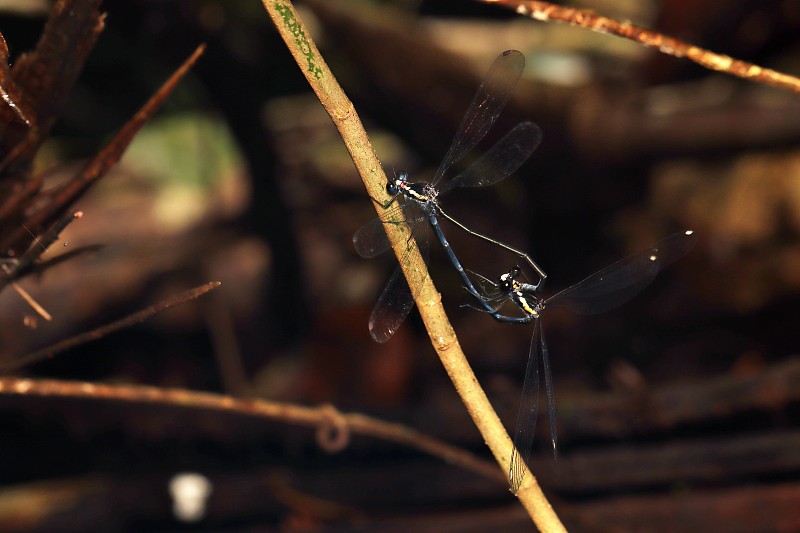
<box><xmin>0</xmin><ymin>210</ymin><xmax>84</xmax><ymax>307</ymax></box>
<box><xmin>484</xmin><ymin>0</ymin><xmax>800</xmax><ymax>94</ymax></box>
<box><xmin>0</xmin><ymin>377</ymin><xmax>503</xmax><ymax>483</ymax></box>
<box><xmin>3</xmin><ymin>211</ymin><xmax>84</xmax><ymax>281</ymax></box>
<box><xmin>260</xmin><ymin>1</ymin><xmax>564</xmax><ymax>530</ymax></box>
<box><xmin>1</xmin><ymin>281</ymin><xmax>222</xmax><ymax>372</ymax></box>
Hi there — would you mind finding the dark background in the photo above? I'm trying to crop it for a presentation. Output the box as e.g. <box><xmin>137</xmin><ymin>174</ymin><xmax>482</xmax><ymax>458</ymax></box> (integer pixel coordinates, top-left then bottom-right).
<box><xmin>0</xmin><ymin>0</ymin><xmax>798</xmax><ymax>531</ymax></box>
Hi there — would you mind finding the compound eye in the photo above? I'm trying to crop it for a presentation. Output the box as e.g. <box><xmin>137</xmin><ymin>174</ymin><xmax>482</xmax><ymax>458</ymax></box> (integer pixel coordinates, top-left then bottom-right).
<box><xmin>397</xmin><ymin>170</ymin><xmax>409</xmax><ymax>181</ymax></box>
<box><xmin>386</xmin><ymin>181</ymin><xmax>398</xmax><ymax>195</ymax></box>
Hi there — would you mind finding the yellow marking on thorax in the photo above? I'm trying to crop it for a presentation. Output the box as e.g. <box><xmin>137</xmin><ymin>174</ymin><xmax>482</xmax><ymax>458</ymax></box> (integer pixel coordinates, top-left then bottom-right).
<box><xmin>515</xmin><ymin>290</ymin><xmax>538</xmax><ymax>317</ymax></box>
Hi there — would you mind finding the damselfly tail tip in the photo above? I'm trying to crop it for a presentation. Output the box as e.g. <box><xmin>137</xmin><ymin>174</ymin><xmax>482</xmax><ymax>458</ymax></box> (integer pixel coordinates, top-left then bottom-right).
<box><xmin>685</xmin><ymin>230</ymin><xmax>694</xmax><ymax>236</ymax></box>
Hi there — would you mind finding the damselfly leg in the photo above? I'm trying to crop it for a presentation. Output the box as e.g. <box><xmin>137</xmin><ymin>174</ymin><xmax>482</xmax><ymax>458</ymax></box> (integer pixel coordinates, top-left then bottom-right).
<box><xmin>353</xmin><ymin>50</ymin><xmax>545</xmax><ymax>342</ymax></box>
<box><xmin>471</xmin><ymin>230</ymin><xmax>698</xmax><ymax>492</ymax></box>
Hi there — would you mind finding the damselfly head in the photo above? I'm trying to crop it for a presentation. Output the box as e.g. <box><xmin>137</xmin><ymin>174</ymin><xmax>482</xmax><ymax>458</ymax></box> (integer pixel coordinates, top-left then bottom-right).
<box><xmin>498</xmin><ymin>267</ymin><xmax>521</xmax><ymax>291</ymax></box>
<box><xmin>501</xmin><ymin>266</ymin><xmax>521</xmax><ymax>281</ymax></box>
<box><xmin>388</xmin><ymin>171</ymin><xmax>409</xmax><ymax>196</ymax></box>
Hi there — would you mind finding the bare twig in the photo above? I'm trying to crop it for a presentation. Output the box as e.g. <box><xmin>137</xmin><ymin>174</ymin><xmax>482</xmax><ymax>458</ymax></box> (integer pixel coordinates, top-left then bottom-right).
<box><xmin>26</xmin><ymin>244</ymin><xmax>105</xmax><ymax>275</ymax></box>
<box><xmin>0</xmin><ymin>132</ymin><xmax>37</xmax><ymax>176</ymax></box>
<box><xmin>11</xmin><ymin>0</ymin><xmax>104</xmax><ymax>138</ymax></box>
<box><xmin>1</xmin><ymin>281</ymin><xmax>222</xmax><ymax>372</ymax></box>
<box><xmin>484</xmin><ymin>0</ymin><xmax>800</xmax><ymax>94</ymax></box>
<box><xmin>1</xmin><ymin>211</ymin><xmax>83</xmax><ymax>284</ymax></box>
<box><xmin>8</xmin><ymin>279</ymin><xmax>51</xmax><ymax>321</ymax></box>
<box><xmin>0</xmin><ymin>32</ymin><xmax>32</xmax><ymax>127</ymax></box>
<box><xmin>0</xmin><ymin>0</ymin><xmax>105</xmax><ymax>187</ymax></box>
<box><xmin>0</xmin><ymin>243</ymin><xmax>102</xmax><ymax>312</ymax></box>
<box><xmin>261</xmin><ymin>1</ymin><xmax>564</xmax><ymax>530</ymax></box>
<box><xmin>0</xmin><ymin>134</ymin><xmax>40</xmax><ymax>214</ymax></box>
<box><xmin>0</xmin><ymin>377</ymin><xmax>503</xmax><ymax>483</ymax></box>
<box><xmin>2</xmin><ymin>44</ymin><xmax>206</xmax><ymax>251</ymax></box>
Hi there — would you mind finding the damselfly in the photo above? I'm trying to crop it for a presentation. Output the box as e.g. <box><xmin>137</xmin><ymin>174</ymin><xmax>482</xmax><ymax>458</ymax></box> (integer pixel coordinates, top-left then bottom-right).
<box><xmin>471</xmin><ymin>230</ymin><xmax>698</xmax><ymax>492</ymax></box>
<box><xmin>354</xmin><ymin>50</ymin><xmax>544</xmax><ymax>343</ymax></box>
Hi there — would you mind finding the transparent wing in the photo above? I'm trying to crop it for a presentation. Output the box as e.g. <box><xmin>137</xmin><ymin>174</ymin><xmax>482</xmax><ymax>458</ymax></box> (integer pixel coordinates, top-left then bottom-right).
<box><xmin>441</xmin><ymin>121</ymin><xmax>542</xmax><ymax>193</ymax></box>
<box><xmin>509</xmin><ymin>320</ymin><xmax>540</xmax><ymax>494</ymax></box>
<box><xmin>353</xmin><ymin>203</ymin><xmax>421</xmax><ymax>259</ymax></box>
<box><xmin>353</xmin><ymin>215</ymin><xmax>394</xmax><ymax>259</ymax></box>
<box><xmin>541</xmin><ymin>324</ymin><xmax>558</xmax><ymax>457</ymax></box>
<box><xmin>367</xmin><ymin>225</ymin><xmax>430</xmax><ymax>343</ymax></box>
<box><xmin>431</xmin><ymin>50</ymin><xmax>525</xmax><ymax>189</ymax></box>
<box><xmin>462</xmin><ymin>269</ymin><xmax>517</xmax><ymax>312</ymax></box>
<box><xmin>368</xmin><ymin>266</ymin><xmax>414</xmax><ymax>343</ymax></box>
<box><xmin>466</xmin><ymin>269</ymin><xmax>503</xmax><ymax>299</ymax></box>
<box><xmin>546</xmin><ymin>231</ymin><xmax>698</xmax><ymax>315</ymax></box>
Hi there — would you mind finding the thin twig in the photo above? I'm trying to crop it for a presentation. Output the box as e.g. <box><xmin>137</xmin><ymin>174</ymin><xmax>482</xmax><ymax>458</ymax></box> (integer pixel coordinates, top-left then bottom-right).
<box><xmin>9</xmin><ymin>280</ymin><xmax>51</xmax><ymax>321</ymax></box>
<box><xmin>1</xmin><ymin>281</ymin><xmax>222</xmax><ymax>372</ymax></box>
<box><xmin>0</xmin><ymin>132</ymin><xmax>37</xmax><ymax>175</ymax></box>
<box><xmin>11</xmin><ymin>0</ymin><xmax>104</xmax><ymax>136</ymax></box>
<box><xmin>0</xmin><ymin>377</ymin><xmax>504</xmax><ymax>483</ymax></box>
<box><xmin>0</xmin><ymin>133</ymin><xmax>41</xmax><ymax>205</ymax></box>
<box><xmin>261</xmin><ymin>1</ymin><xmax>564</xmax><ymax>530</ymax></box>
<box><xmin>0</xmin><ymin>261</ymin><xmax>52</xmax><ymax>321</ymax></box>
<box><xmin>484</xmin><ymin>0</ymin><xmax>800</xmax><ymax>94</ymax></box>
<box><xmin>3</xmin><ymin>211</ymin><xmax>83</xmax><ymax>282</ymax></box>
<box><xmin>0</xmin><ymin>31</ymin><xmax>33</xmax><ymax>127</ymax></box>
<box><xmin>0</xmin><ymin>244</ymin><xmax>103</xmax><ymax>302</ymax></box>
<box><xmin>26</xmin><ymin>244</ymin><xmax>105</xmax><ymax>275</ymax></box>
<box><xmin>3</xmin><ymin>44</ymin><xmax>206</xmax><ymax>250</ymax></box>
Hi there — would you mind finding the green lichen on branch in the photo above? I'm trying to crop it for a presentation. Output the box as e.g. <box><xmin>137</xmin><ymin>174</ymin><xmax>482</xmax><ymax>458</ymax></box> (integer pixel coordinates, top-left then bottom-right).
<box><xmin>273</xmin><ymin>1</ymin><xmax>324</xmax><ymax>80</ymax></box>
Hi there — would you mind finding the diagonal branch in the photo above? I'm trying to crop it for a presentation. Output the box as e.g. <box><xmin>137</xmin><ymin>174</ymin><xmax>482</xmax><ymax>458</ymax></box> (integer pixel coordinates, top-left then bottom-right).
<box><xmin>483</xmin><ymin>0</ymin><xmax>800</xmax><ymax>94</ymax></box>
<box><xmin>2</xmin><ymin>44</ymin><xmax>206</xmax><ymax>252</ymax></box>
<box><xmin>11</xmin><ymin>0</ymin><xmax>104</xmax><ymax>138</ymax></box>
<box><xmin>0</xmin><ymin>281</ymin><xmax>222</xmax><ymax>373</ymax></box>
<box><xmin>0</xmin><ymin>32</ymin><xmax>32</xmax><ymax>128</ymax></box>
<box><xmin>0</xmin><ymin>210</ymin><xmax>83</xmax><ymax>288</ymax></box>
<box><xmin>260</xmin><ymin>1</ymin><xmax>564</xmax><ymax>530</ymax></box>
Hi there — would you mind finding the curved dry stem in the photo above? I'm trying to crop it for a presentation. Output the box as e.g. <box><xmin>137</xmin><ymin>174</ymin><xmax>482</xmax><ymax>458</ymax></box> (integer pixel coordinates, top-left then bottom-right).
<box><xmin>261</xmin><ymin>1</ymin><xmax>565</xmax><ymax>530</ymax></box>
<box><xmin>485</xmin><ymin>0</ymin><xmax>800</xmax><ymax>94</ymax></box>
<box><xmin>0</xmin><ymin>377</ymin><xmax>502</xmax><ymax>483</ymax></box>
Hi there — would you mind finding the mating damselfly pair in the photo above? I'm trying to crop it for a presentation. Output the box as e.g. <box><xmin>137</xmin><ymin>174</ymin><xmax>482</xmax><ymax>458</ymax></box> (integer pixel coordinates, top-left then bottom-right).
<box><xmin>353</xmin><ymin>50</ymin><xmax>698</xmax><ymax>493</ymax></box>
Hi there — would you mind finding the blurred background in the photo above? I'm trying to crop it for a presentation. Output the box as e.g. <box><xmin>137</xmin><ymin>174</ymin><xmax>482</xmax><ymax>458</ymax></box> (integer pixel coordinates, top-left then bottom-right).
<box><xmin>0</xmin><ymin>0</ymin><xmax>798</xmax><ymax>531</ymax></box>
